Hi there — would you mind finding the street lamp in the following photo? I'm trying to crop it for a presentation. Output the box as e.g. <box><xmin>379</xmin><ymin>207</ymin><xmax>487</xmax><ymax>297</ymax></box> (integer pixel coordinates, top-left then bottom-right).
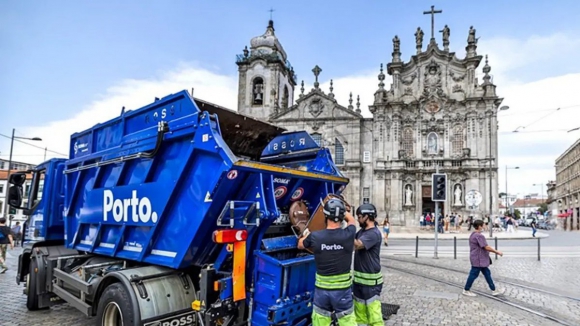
<box><xmin>2</xmin><ymin>128</ymin><xmax>42</xmax><ymax>225</ymax></box>
<box><xmin>489</xmin><ymin>105</ymin><xmax>510</xmax><ymax>237</ymax></box>
<box><xmin>506</xmin><ymin>166</ymin><xmax>520</xmax><ymax>214</ymax></box>
<box><xmin>532</xmin><ymin>183</ymin><xmax>544</xmax><ymax>201</ymax></box>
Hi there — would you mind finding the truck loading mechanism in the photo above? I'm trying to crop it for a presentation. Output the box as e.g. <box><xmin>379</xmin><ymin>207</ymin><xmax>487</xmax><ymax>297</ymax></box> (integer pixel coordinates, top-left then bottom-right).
<box><xmin>7</xmin><ymin>90</ymin><xmax>349</xmax><ymax>326</ymax></box>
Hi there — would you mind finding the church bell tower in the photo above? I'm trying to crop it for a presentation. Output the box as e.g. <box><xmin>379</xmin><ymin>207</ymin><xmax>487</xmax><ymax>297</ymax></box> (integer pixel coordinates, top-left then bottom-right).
<box><xmin>235</xmin><ymin>20</ymin><xmax>297</xmax><ymax>121</ymax></box>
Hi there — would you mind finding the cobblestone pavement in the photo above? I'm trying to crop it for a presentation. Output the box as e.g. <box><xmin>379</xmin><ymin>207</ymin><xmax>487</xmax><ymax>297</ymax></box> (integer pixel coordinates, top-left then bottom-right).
<box><xmin>381</xmin><ymin>255</ymin><xmax>580</xmax><ymax>325</ymax></box>
<box><xmin>0</xmin><ymin>247</ymin><xmax>571</xmax><ymax>326</ymax></box>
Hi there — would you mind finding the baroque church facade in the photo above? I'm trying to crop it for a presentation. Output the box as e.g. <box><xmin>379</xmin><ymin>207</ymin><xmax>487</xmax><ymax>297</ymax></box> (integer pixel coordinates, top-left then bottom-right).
<box><xmin>234</xmin><ymin>18</ymin><xmax>503</xmax><ymax>226</ymax></box>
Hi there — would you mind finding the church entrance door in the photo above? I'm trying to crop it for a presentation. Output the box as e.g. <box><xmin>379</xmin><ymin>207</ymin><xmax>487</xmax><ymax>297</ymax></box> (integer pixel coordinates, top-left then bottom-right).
<box><xmin>422</xmin><ymin>186</ymin><xmax>444</xmax><ymax>216</ymax></box>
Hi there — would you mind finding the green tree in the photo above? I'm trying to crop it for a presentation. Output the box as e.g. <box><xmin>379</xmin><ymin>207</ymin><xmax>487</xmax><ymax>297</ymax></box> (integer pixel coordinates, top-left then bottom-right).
<box><xmin>513</xmin><ymin>209</ymin><xmax>522</xmax><ymax>219</ymax></box>
<box><xmin>499</xmin><ymin>192</ymin><xmax>507</xmax><ymax>199</ymax></box>
<box><xmin>538</xmin><ymin>202</ymin><xmax>548</xmax><ymax>214</ymax></box>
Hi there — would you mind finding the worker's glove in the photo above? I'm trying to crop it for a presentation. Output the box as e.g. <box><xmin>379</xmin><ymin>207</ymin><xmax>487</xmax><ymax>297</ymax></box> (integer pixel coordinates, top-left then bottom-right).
<box><xmin>302</xmin><ymin>228</ymin><xmax>311</xmax><ymax>237</ymax></box>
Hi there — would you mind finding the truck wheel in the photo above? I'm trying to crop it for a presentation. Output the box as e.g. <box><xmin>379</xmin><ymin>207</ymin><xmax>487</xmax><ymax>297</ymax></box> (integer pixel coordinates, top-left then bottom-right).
<box><xmin>26</xmin><ymin>258</ymin><xmax>41</xmax><ymax>311</ymax></box>
<box><xmin>96</xmin><ymin>283</ymin><xmax>136</xmax><ymax>326</ymax></box>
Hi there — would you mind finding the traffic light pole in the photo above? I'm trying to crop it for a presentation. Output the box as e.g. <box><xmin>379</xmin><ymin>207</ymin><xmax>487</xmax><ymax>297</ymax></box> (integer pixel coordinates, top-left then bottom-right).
<box><xmin>434</xmin><ymin>164</ymin><xmax>439</xmax><ymax>259</ymax></box>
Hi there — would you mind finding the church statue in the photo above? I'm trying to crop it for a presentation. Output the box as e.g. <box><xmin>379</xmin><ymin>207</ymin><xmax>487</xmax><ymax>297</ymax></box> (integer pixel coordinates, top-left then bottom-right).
<box><xmin>467</xmin><ymin>26</ymin><xmax>477</xmax><ymax>44</ymax></box>
<box><xmin>427</xmin><ymin>133</ymin><xmax>438</xmax><ymax>153</ymax></box>
<box><xmin>405</xmin><ymin>185</ymin><xmax>413</xmax><ymax>206</ymax></box>
<box><xmin>440</xmin><ymin>25</ymin><xmax>450</xmax><ymax>44</ymax></box>
<box><xmin>414</xmin><ymin>27</ymin><xmax>424</xmax><ymax>47</ymax></box>
<box><xmin>454</xmin><ymin>184</ymin><xmax>463</xmax><ymax>206</ymax></box>
<box><xmin>393</xmin><ymin>35</ymin><xmax>400</xmax><ymax>53</ymax></box>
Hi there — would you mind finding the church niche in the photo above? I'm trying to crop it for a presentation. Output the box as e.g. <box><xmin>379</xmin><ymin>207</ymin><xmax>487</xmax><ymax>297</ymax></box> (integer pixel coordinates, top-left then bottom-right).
<box><xmin>282</xmin><ymin>85</ymin><xmax>289</xmax><ymax>109</ymax></box>
<box><xmin>252</xmin><ymin>77</ymin><xmax>264</xmax><ymax>105</ymax></box>
<box><xmin>426</xmin><ymin>132</ymin><xmax>438</xmax><ymax>154</ymax></box>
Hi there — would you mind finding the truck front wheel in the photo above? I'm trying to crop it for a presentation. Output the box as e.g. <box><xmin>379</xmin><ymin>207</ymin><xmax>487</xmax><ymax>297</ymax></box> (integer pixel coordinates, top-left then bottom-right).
<box><xmin>26</xmin><ymin>258</ymin><xmax>41</xmax><ymax>311</ymax></box>
<box><xmin>96</xmin><ymin>283</ymin><xmax>136</xmax><ymax>326</ymax></box>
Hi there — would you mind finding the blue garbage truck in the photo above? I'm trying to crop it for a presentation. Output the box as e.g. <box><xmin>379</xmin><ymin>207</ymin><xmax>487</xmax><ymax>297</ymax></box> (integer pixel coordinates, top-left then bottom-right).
<box><xmin>6</xmin><ymin>90</ymin><xmax>349</xmax><ymax>326</ymax></box>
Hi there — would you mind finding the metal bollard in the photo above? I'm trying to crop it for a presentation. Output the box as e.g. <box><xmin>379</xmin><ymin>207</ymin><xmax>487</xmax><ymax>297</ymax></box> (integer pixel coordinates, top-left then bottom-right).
<box><xmin>454</xmin><ymin>236</ymin><xmax>457</xmax><ymax>260</ymax></box>
<box><xmin>495</xmin><ymin>237</ymin><xmax>498</xmax><ymax>260</ymax></box>
<box><xmin>415</xmin><ymin>236</ymin><xmax>419</xmax><ymax>258</ymax></box>
<box><xmin>537</xmin><ymin>238</ymin><xmax>541</xmax><ymax>261</ymax></box>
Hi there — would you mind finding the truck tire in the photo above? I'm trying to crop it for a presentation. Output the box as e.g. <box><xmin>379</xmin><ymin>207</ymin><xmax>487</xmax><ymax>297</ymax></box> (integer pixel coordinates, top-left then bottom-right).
<box><xmin>26</xmin><ymin>258</ymin><xmax>41</xmax><ymax>311</ymax></box>
<box><xmin>96</xmin><ymin>283</ymin><xmax>137</xmax><ymax>326</ymax></box>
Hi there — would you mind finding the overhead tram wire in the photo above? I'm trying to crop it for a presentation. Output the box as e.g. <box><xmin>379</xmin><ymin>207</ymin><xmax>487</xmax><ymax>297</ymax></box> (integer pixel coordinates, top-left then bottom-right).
<box><xmin>0</xmin><ymin>133</ymin><xmax>68</xmax><ymax>157</ymax></box>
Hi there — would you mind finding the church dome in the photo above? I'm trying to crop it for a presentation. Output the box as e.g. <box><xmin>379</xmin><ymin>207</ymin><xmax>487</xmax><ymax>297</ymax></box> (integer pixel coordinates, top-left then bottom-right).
<box><xmin>249</xmin><ymin>20</ymin><xmax>287</xmax><ymax>61</ymax></box>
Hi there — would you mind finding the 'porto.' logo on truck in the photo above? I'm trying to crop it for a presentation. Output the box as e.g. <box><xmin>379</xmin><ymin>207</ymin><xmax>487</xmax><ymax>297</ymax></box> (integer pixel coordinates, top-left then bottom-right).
<box><xmin>103</xmin><ymin>189</ymin><xmax>159</xmax><ymax>224</ymax></box>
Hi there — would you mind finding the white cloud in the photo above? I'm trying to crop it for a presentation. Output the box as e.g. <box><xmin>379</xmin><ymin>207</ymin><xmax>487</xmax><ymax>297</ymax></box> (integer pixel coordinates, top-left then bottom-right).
<box><xmin>13</xmin><ymin>62</ymin><xmax>239</xmax><ymax>163</ymax></box>
<box><xmin>12</xmin><ymin>32</ymin><xmax>580</xmax><ymax>201</ymax></box>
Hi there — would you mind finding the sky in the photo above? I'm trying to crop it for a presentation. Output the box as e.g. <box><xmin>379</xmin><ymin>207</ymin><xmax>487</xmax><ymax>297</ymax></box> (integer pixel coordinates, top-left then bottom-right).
<box><xmin>2</xmin><ymin>0</ymin><xmax>580</xmax><ymax>199</ymax></box>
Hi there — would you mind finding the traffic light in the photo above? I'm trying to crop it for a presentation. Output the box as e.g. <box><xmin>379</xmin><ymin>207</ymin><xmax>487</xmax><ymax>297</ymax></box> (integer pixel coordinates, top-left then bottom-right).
<box><xmin>431</xmin><ymin>173</ymin><xmax>447</xmax><ymax>202</ymax></box>
<box><xmin>9</xmin><ymin>207</ymin><xmax>16</xmax><ymax>215</ymax></box>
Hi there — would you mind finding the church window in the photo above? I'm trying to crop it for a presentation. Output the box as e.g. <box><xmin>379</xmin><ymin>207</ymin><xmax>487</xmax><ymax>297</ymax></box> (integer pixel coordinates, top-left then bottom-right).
<box><xmin>334</xmin><ymin>138</ymin><xmax>344</xmax><ymax>165</ymax></box>
<box><xmin>362</xmin><ymin>187</ymin><xmax>370</xmax><ymax>204</ymax></box>
<box><xmin>363</xmin><ymin>151</ymin><xmax>371</xmax><ymax>163</ymax></box>
<box><xmin>281</xmin><ymin>85</ymin><xmax>289</xmax><ymax>109</ymax></box>
<box><xmin>452</xmin><ymin>126</ymin><xmax>464</xmax><ymax>154</ymax></box>
<box><xmin>252</xmin><ymin>77</ymin><xmax>264</xmax><ymax>105</ymax></box>
<box><xmin>402</xmin><ymin>128</ymin><xmax>414</xmax><ymax>155</ymax></box>
<box><xmin>311</xmin><ymin>133</ymin><xmax>322</xmax><ymax>146</ymax></box>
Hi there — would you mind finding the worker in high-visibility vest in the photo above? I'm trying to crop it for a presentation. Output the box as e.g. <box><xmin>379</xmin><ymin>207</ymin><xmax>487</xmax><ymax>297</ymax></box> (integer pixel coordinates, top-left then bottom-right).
<box><xmin>298</xmin><ymin>198</ymin><xmax>357</xmax><ymax>325</ymax></box>
<box><xmin>353</xmin><ymin>203</ymin><xmax>384</xmax><ymax>325</ymax></box>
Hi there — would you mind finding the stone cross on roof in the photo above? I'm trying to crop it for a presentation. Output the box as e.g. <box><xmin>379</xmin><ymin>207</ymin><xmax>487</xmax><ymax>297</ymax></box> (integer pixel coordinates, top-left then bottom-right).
<box><xmin>423</xmin><ymin>5</ymin><xmax>442</xmax><ymax>41</ymax></box>
<box><xmin>312</xmin><ymin>65</ymin><xmax>322</xmax><ymax>89</ymax></box>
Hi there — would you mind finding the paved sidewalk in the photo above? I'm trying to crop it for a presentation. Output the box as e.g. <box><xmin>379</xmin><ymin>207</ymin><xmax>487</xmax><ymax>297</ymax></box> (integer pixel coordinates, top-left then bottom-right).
<box><xmin>387</xmin><ymin>226</ymin><xmax>548</xmax><ymax>240</ymax></box>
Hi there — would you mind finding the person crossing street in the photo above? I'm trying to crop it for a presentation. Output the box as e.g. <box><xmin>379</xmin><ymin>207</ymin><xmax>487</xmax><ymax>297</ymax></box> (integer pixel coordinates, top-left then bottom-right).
<box><xmin>298</xmin><ymin>198</ymin><xmax>357</xmax><ymax>325</ymax></box>
<box><xmin>353</xmin><ymin>203</ymin><xmax>384</xmax><ymax>325</ymax></box>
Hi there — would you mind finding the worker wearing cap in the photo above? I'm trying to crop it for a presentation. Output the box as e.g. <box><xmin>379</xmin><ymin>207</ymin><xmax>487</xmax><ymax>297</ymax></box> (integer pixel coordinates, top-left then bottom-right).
<box><xmin>353</xmin><ymin>203</ymin><xmax>384</xmax><ymax>325</ymax></box>
<box><xmin>298</xmin><ymin>198</ymin><xmax>357</xmax><ymax>325</ymax></box>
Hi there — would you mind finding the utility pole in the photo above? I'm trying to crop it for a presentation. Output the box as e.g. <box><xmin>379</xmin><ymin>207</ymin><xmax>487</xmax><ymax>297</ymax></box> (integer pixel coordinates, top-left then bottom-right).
<box><xmin>434</xmin><ymin>162</ymin><xmax>439</xmax><ymax>259</ymax></box>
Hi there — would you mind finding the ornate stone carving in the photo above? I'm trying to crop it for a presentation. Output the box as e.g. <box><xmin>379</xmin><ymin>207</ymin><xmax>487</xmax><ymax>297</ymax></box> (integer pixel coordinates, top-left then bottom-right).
<box><xmin>424</xmin><ymin>99</ymin><xmax>441</xmax><ymax>113</ymax></box>
<box><xmin>308</xmin><ymin>98</ymin><xmax>324</xmax><ymax>117</ymax></box>
<box><xmin>452</xmin><ymin>84</ymin><xmax>464</xmax><ymax>93</ymax></box>
<box><xmin>449</xmin><ymin>71</ymin><xmax>465</xmax><ymax>82</ymax></box>
<box><xmin>307</xmin><ymin>120</ymin><xmax>325</xmax><ymax>131</ymax></box>
<box><xmin>423</xmin><ymin>60</ymin><xmax>442</xmax><ymax>94</ymax></box>
<box><xmin>401</xmin><ymin>73</ymin><xmax>417</xmax><ymax>85</ymax></box>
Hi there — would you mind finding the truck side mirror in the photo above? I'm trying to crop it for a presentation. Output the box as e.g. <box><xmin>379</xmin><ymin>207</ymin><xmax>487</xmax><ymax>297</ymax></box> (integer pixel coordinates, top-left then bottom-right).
<box><xmin>8</xmin><ymin>185</ymin><xmax>23</xmax><ymax>208</ymax></box>
<box><xmin>9</xmin><ymin>172</ymin><xmax>27</xmax><ymax>186</ymax></box>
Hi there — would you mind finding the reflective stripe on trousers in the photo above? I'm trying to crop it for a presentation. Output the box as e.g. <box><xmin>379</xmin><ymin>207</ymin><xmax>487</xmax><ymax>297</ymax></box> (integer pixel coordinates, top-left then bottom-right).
<box><xmin>353</xmin><ymin>270</ymin><xmax>383</xmax><ymax>286</ymax></box>
<box><xmin>315</xmin><ymin>272</ymin><xmax>353</xmax><ymax>290</ymax></box>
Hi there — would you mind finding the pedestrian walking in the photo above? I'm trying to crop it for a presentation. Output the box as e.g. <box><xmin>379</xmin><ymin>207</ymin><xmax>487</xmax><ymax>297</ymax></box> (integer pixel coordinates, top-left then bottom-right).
<box><xmin>381</xmin><ymin>216</ymin><xmax>390</xmax><ymax>246</ymax></box>
<box><xmin>531</xmin><ymin>219</ymin><xmax>537</xmax><ymax>237</ymax></box>
<box><xmin>462</xmin><ymin>220</ymin><xmax>505</xmax><ymax>297</ymax></box>
<box><xmin>506</xmin><ymin>216</ymin><xmax>515</xmax><ymax>233</ymax></box>
<box><xmin>0</xmin><ymin>217</ymin><xmax>15</xmax><ymax>274</ymax></box>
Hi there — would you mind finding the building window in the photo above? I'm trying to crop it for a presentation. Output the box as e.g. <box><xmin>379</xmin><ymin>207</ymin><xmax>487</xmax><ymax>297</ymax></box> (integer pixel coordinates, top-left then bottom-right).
<box><xmin>363</xmin><ymin>151</ymin><xmax>371</xmax><ymax>163</ymax></box>
<box><xmin>252</xmin><ymin>77</ymin><xmax>264</xmax><ymax>105</ymax></box>
<box><xmin>452</xmin><ymin>125</ymin><xmax>464</xmax><ymax>154</ymax></box>
<box><xmin>281</xmin><ymin>85</ymin><xmax>289</xmax><ymax>109</ymax></box>
<box><xmin>334</xmin><ymin>138</ymin><xmax>344</xmax><ymax>165</ymax></box>
<box><xmin>402</xmin><ymin>128</ymin><xmax>414</xmax><ymax>156</ymax></box>
<box><xmin>0</xmin><ymin>185</ymin><xmax>3</xmax><ymax>194</ymax></box>
<box><xmin>311</xmin><ymin>133</ymin><xmax>322</xmax><ymax>146</ymax></box>
<box><xmin>363</xmin><ymin>187</ymin><xmax>370</xmax><ymax>204</ymax></box>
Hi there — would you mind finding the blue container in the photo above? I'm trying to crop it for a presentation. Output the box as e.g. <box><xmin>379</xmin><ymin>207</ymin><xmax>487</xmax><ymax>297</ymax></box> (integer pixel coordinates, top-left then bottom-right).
<box><xmin>62</xmin><ymin>90</ymin><xmax>349</xmax><ymax>271</ymax></box>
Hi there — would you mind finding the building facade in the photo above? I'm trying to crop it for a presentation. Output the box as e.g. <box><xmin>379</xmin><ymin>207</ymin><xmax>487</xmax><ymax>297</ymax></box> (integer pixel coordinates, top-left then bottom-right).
<box><xmin>555</xmin><ymin>139</ymin><xmax>580</xmax><ymax>230</ymax></box>
<box><xmin>235</xmin><ymin>19</ymin><xmax>503</xmax><ymax>226</ymax></box>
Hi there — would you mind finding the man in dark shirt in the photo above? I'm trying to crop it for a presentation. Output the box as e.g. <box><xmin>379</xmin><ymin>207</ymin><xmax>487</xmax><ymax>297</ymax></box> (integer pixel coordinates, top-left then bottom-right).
<box><xmin>0</xmin><ymin>217</ymin><xmax>15</xmax><ymax>274</ymax></box>
<box><xmin>353</xmin><ymin>203</ymin><xmax>383</xmax><ymax>325</ymax></box>
<box><xmin>462</xmin><ymin>220</ymin><xmax>504</xmax><ymax>297</ymax></box>
<box><xmin>298</xmin><ymin>198</ymin><xmax>357</xmax><ymax>326</ymax></box>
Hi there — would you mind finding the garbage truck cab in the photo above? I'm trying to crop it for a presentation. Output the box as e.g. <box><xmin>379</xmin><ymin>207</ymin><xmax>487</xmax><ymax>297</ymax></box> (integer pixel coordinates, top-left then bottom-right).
<box><xmin>6</xmin><ymin>90</ymin><xmax>350</xmax><ymax>326</ymax></box>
